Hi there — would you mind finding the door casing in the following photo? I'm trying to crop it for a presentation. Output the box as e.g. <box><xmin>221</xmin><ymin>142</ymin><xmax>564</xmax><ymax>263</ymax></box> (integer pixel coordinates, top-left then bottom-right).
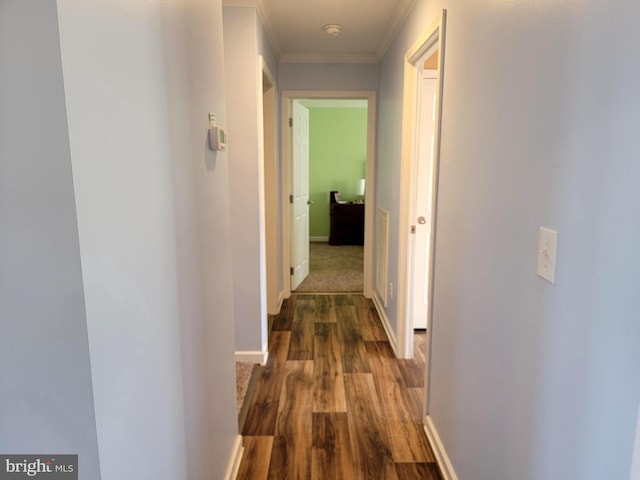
<box><xmin>396</xmin><ymin>11</ymin><xmax>446</xmax><ymax>415</ymax></box>
<box><xmin>280</xmin><ymin>90</ymin><xmax>377</xmax><ymax>299</ymax></box>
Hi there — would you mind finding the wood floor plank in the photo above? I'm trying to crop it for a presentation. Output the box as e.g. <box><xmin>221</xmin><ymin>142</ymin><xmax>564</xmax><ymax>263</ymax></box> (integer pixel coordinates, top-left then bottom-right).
<box><xmin>271</xmin><ymin>360</ymin><xmax>314</xmax><ymax>479</ymax></box>
<box><xmin>397</xmin><ymin>358</ymin><xmax>424</xmax><ymax>388</ymax></box>
<box><xmin>365</xmin><ymin>340</ymin><xmax>396</xmax><ymax>360</ymax></box>
<box><xmin>395</xmin><ymin>462</ymin><xmax>441</xmax><ymax>480</ymax></box>
<box><xmin>268</xmin><ymin>331</ymin><xmax>292</xmax><ymax>364</ymax></box>
<box><xmin>313</xmin><ymin>323</ymin><xmax>346</xmax><ymax>412</ymax></box>
<box><xmin>288</xmin><ymin>298</ymin><xmax>315</xmax><ymax>360</ymax></box>
<box><xmin>366</xmin><ymin>350</ymin><xmax>434</xmax><ymax>463</ymax></box>
<box><xmin>344</xmin><ymin>373</ymin><xmax>398</xmax><ymax>480</ymax></box>
<box><xmin>272</xmin><ymin>297</ymin><xmax>295</xmax><ymax>331</ymax></box>
<box><xmin>387</xmin><ymin>419</ymin><xmax>436</xmax><ymax>463</ymax></box>
<box><xmin>406</xmin><ymin>387</ymin><xmax>426</xmax><ymax>423</ymax></box>
<box><xmin>242</xmin><ymin>364</ymin><xmax>285</xmax><ymax>436</ymax></box>
<box><xmin>242</xmin><ymin>332</ymin><xmax>290</xmax><ymax>435</ymax></box>
<box><xmin>413</xmin><ymin>331</ymin><xmax>427</xmax><ymax>364</ymax></box>
<box><xmin>314</xmin><ymin>295</ymin><xmax>337</xmax><ymax>323</ymax></box>
<box><xmin>336</xmin><ymin>305</ymin><xmax>370</xmax><ymax>373</ymax></box>
<box><xmin>365</xmin><ymin>342</ymin><xmax>407</xmax><ymax>423</ymax></box>
<box><xmin>236</xmin><ymin>436</ymin><xmax>273</xmax><ymax>480</ymax></box>
<box><xmin>312</xmin><ymin>412</ymin><xmax>355</xmax><ymax>479</ymax></box>
<box><xmin>266</xmin><ymin>435</ymin><xmax>288</xmax><ymax>479</ymax></box>
<box><xmin>333</xmin><ymin>294</ymin><xmax>354</xmax><ymax>306</ymax></box>
<box><xmin>352</xmin><ymin>296</ymin><xmax>389</xmax><ymax>341</ymax></box>
<box><xmin>241</xmin><ymin>294</ymin><xmax>441</xmax><ymax>480</ymax></box>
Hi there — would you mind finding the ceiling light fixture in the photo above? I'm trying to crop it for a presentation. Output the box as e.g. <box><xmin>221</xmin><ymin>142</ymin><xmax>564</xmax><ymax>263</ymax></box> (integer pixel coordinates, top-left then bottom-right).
<box><xmin>323</xmin><ymin>24</ymin><xmax>343</xmax><ymax>37</ymax></box>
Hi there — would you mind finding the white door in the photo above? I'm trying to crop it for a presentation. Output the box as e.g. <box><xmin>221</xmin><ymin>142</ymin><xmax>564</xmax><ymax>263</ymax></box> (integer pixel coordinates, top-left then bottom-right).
<box><xmin>290</xmin><ymin>100</ymin><xmax>310</xmax><ymax>290</ymax></box>
<box><xmin>410</xmin><ymin>70</ymin><xmax>437</xmax><ymax>329</ymax></box>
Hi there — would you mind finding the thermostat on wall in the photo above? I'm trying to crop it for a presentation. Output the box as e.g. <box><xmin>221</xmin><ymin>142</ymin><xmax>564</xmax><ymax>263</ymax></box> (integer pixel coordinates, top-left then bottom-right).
<box><xmin>209</xmin><ymin>125</ymin><xmax>227</xmax><ymax>151</ymax></box>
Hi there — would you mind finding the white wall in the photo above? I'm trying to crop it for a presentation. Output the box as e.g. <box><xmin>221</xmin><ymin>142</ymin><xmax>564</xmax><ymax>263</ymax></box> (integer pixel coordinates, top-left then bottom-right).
<box><xmin>57</xmin><ymin>0</ymin><xmax>239</xmax><ymax>478</ymax></box>
<box><xmin>378</xmin><ymin>0</ymin><xmax>640</xmax><ymax>478</ymax></box>
<box><xmin>223</xmin><ymin>6</ymin><xmax>280</xmax><ymax>358</ymax></box>
<box><xmin>279</xmin><ymin>62</ymin><xmax>379</xmax><ymax>91</ymax></box>
<box><xmin>0</xmin><ymin>3</ymin><xmax>100</xmax><ymax>477</ymax></box>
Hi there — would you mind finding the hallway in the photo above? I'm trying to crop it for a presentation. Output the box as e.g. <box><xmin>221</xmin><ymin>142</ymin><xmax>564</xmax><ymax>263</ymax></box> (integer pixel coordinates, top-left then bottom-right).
<box><xmin>237</xmin><ymin>294</ymin><xmax>441</xmax><ymax>479</ymax></box>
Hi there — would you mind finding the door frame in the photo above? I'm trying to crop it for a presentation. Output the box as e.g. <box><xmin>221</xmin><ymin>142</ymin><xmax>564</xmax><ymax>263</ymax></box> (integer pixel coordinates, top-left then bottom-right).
<box><xmin>280</xmin><ymin>90</ymin><xmax>377</xmax><ymax>298</ymax></box>
<box><xmin>259</xmin><ymin>56</ymin><xmax>279</xmax><ymax>315</ymax></box>
<box><xmin>396</xmin><ymin>10</ymin><xmax>446</xmax><ymax>404</ymax></box>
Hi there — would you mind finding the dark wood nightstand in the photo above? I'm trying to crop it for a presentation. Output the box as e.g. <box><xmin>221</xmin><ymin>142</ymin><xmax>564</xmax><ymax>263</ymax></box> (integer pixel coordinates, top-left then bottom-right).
<box><xmin>329</xmin><ymin>203</ymin><xmax>365</xmax><ymax>245</ymax></box>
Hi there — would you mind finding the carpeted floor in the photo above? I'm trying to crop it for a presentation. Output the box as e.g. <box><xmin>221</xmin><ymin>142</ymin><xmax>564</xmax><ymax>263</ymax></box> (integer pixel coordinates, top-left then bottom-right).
<box><xmin>235</xmin><ymin>362</ymin><xmax>256</xmax><ymax>415</ymax></box>
<box><xmin>294</xmin><ymin>242</ymin><xmax>363</xmax><ymax>293</ymax></box>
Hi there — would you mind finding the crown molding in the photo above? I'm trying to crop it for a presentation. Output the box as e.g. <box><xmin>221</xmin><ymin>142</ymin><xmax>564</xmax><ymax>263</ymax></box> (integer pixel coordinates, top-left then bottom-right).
<box><xmin>279</xmin><ymin>53</ymin><xmax>378</xmax><ymax>64</ymax></box>
<box><xmin>376</xmin><ymin>0</ymin><xmax>416</xmax><ymax>61</ymax></box>
<box><xmin>222</xmin><ymin>0</ymin><xmax>282</xmax><ymax>59</ymax></box>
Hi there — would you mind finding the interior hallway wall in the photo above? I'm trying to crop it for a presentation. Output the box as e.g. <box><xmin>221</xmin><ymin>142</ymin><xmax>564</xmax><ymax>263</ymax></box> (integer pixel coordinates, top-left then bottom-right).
<box><xmin>279</xmin><ymin>62</ymin><xmax>379</xmax><ymax>91</ymax></box>
<box><xmin>223</xmin><ymin>6</ymin><xmax>280</xmax><ymax>357</ymax></box>
<box><xmin>377</xmin><ymin>0</ymin><xmax>640</xmax><ymax>478</ymax></box>
<box><xmin>0</xmin><ymin>3</ymin><xmax>100</xmax><ymax>477</ymax></box>
<box><xmin>57</xmin><ymin>0</ymin><xmax>239</xmax><ymax>478</ymax></box>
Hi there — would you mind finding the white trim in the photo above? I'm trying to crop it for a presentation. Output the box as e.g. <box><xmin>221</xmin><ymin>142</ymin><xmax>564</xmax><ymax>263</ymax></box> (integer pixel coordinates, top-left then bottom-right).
<box><xmin>235</xmin><ymin>349</ymin><xmax>269</xmax><ymax>365</ymax></box>
<box><xmin>309</xmin><ymin>236</ymin><xmax>329</xmax><ymax>242</ymax></box>
<box><xmin>375</xmin><ymin>0</ymin><xmax>417</xmax><ymax>60</ymax></box>
<box><xmin>224</xmin><ymin>435</ymin><xmax>244</xmax><ymax>480</ymax></box>
<box><xmin>630</xmin><ymin>401</ymin><xmax>640</xmax><ymax>480</ymax></box>
<box><xmin>424</xmin><ymin>415</ymin><xmax>458</xmax><ymax>480</ymax></box>
<box><xmin>372</xmin><ymin>294</ymin><xmax>398</xmax><ymax>358</ymax></box>
<box><xmin>280</xmin><ymin>53</ymin><xmax>377</xmax><ymax>64</ymax></box>
<box><xmin>255</xmin><ymin>55</ymin><xmax>271</xmax><ymax>363</ymax></box>
<box><xmin>222</xmin><ymin>0</ymin><xmax>282</xmax><ymax>59</ymax></box>
<box><xmin>260</xmin><ymin>56</ymin><xmax>279</xmax><ymax>320</ymax></box>
<box><xmin>280</xmin><ymin>90</ymin><xmax>377</xmax><ymax>300</ymax></box>
<box><xmin>396</xmin><ymin>8</ymin><xmax>446</xmax><ymax>368</ymax></box>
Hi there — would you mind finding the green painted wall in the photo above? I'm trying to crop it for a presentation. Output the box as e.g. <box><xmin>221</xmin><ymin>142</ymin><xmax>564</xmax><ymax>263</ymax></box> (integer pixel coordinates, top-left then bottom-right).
<box><xmin>308</xmin><ymin>107</ymin><xmax>367</xmax><ymax>238</ymax></box>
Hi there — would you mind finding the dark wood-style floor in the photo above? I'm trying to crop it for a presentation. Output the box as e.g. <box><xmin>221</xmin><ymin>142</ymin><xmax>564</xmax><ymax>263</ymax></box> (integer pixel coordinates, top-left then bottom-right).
<box><xmin>237</xmin><ymin>294</ymin><xmax>442</xmax><ymax>479</ymax></box>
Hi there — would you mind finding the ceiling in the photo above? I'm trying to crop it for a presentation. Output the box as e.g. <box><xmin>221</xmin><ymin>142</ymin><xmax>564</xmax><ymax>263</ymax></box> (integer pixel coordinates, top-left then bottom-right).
<box><xmin>222</xmin><ymin>0</ymin><xmax>416</xmax><ymax>63</ymax></box>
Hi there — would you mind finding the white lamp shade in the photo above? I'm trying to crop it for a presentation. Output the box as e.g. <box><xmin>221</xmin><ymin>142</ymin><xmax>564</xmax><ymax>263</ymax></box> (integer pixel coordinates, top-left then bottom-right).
<box><xmin>356</xmin><ymin>178</ymin><xmax>366</xmax><ymax>196</ymax></box>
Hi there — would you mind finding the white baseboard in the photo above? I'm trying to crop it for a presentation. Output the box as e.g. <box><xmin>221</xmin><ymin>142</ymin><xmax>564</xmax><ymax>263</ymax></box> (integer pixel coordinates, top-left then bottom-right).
<box><xmin>310</xmin><ymin>236</ymin><xmax>329</xmax><ymax>242</ymax></box>
<box><xmin>630</xmin><ymin>402</ymin><xmax>640</xmax><ymax>480</ymax></box>
<box><xmin>224</xmin><ymin>435</ymin><xmax>243</xmax><ymax>480</ymax></box>
<box><xmin>372</xmin><ymin>294</ymin><xmax>398</xmax><ymax>357</ymax></box>
<box><xmin>235</xmin><ymin>349</ymin><xmax>268</xmax><ymax>365</ymax></box>
<box><xmin>424</xmin><ymin>415</ymin><xmax>457</xmax><ymax>480</ymax></box>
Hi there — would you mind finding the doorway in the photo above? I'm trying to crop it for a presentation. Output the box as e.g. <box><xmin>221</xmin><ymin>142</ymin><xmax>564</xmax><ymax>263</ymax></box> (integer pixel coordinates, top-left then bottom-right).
<box><xmin>294</xmin><ymin>98</ymin><xmax>368</xmax><ymax>293</ymax></box>
<box><xmin>396</xmin><ymin>10</ymin><xmax>446</xmax><ymax>422</ymax></box>
<box><xmin>281</xmin><ymin>91</ymin><xmax>377</xmax><ymax>299</ymax></box>
<box><xmin>261</xmin><ymin>58</ymin><xmax>279</xmax><ymax>315</ymax></box>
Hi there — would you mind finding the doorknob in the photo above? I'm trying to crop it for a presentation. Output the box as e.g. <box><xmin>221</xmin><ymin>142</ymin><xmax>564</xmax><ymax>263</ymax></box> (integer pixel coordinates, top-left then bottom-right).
<box><xmin>307</xmin><ymin>200</ymin><xmax>314</xmax><ymax>205</ymax></box>
<box><xmin>417</xmin><ymin>216</ymin><xmax>426</xmax><ymax>224</ymax></box>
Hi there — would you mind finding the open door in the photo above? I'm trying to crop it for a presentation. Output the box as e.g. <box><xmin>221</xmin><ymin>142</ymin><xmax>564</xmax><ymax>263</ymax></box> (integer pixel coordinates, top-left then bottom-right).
<box><xmin>409</xmin><ymin>64</ymin><xmax>438</xmax><ymax>329</ymax></box>
<box><xmin>290</xmin><ymin>100</ymin><xmax>310</xmax><ymax>290</ymax></box>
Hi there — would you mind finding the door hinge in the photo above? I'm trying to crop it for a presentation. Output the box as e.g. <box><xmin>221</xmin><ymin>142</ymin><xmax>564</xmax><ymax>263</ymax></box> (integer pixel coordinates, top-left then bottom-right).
<box><xmin>289</xmin><ymin>117</ymin><xmax>293</xmax><ymax>127</ymax></box>
<box><xmin>289</xmin><ymin>194</ymin><xmax>294</xmax><ymax>204</ymax></box>
<box><xmin>410</xmin><ymin>225</ymin><xmax>416</xmax><ymax>234</ymax></box>
<box><xmin>290</xmin><ymin>267</ymin><xmax>294</xmax><ymax>275</ymax></box>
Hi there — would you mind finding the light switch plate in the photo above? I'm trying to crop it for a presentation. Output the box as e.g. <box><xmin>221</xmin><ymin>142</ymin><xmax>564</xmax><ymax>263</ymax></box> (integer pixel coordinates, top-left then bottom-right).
<box><xmin>537</xmin><ymin>227</ymin><xmax>558</xmax><ymax>283</ymax></box>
